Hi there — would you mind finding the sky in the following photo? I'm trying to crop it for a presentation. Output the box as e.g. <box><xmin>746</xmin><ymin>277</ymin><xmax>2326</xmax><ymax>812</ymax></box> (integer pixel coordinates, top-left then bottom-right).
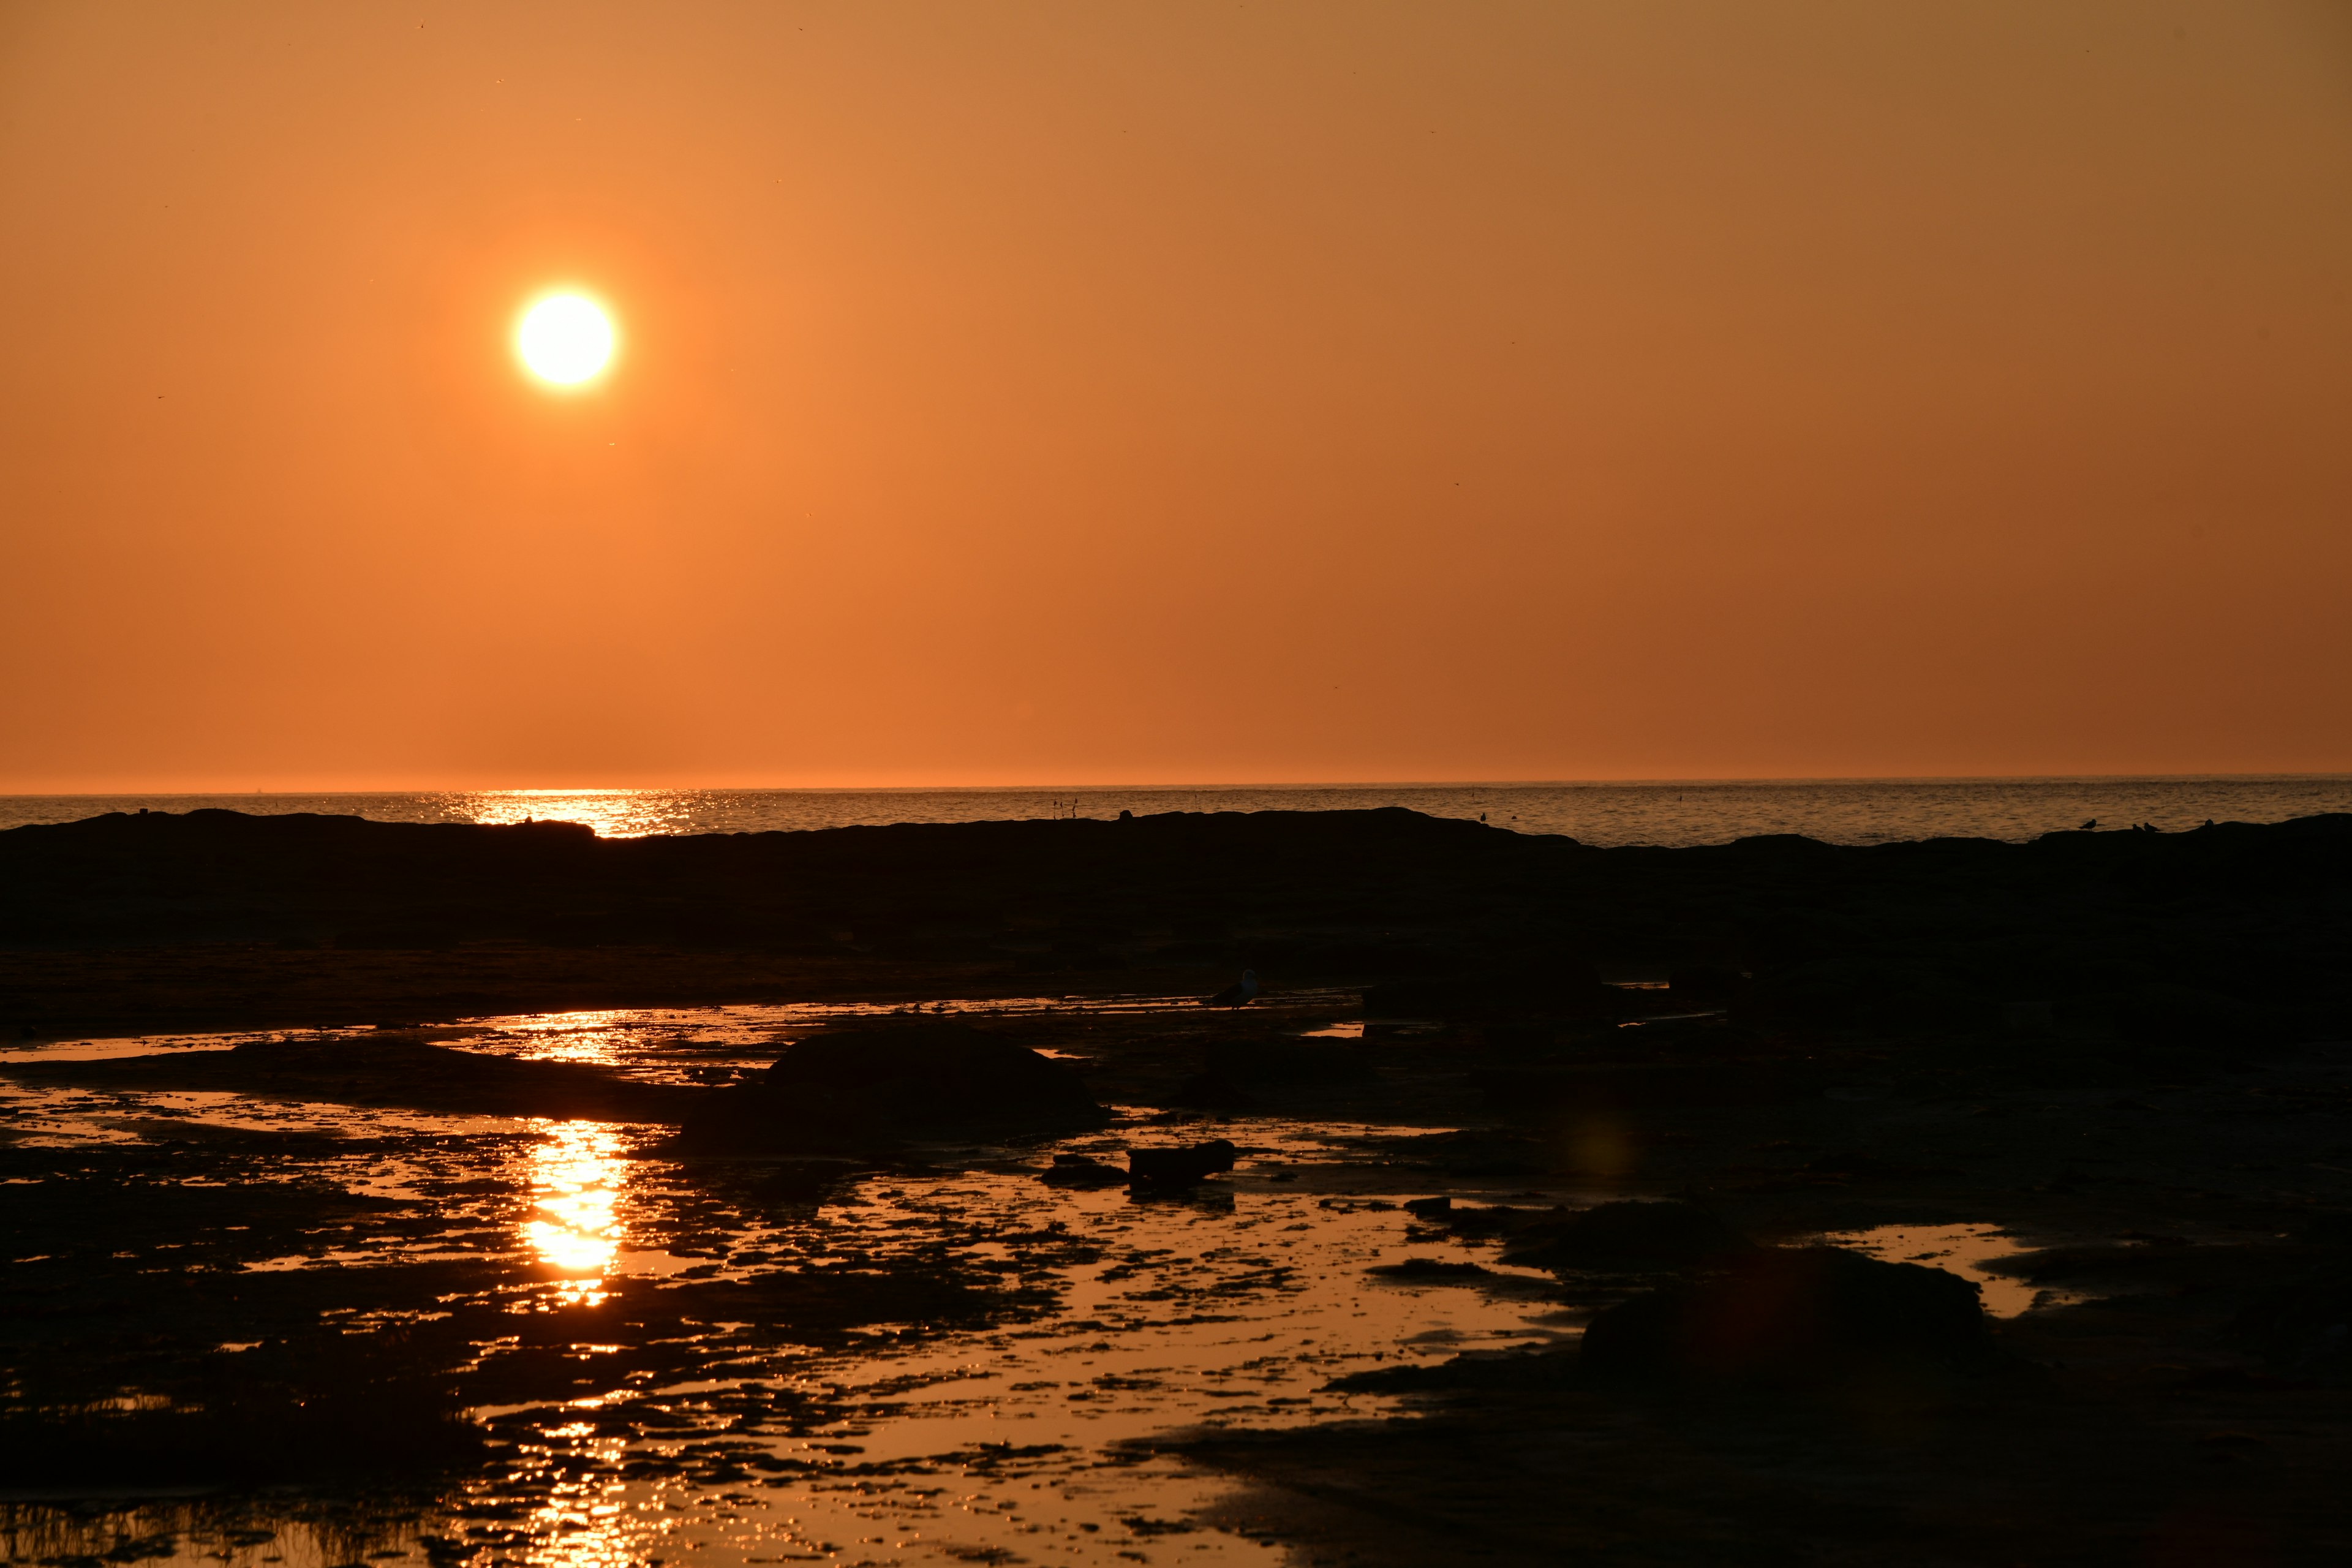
<box><xmin>3</xmin><ymin>1</ymin><xmax>2349</xmax><ymax>793</ymax></box>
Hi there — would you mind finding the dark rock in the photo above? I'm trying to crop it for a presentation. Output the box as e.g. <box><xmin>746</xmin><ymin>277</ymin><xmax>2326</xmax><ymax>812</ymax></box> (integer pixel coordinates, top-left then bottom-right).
<box><xmin>1504</xmin><ymin>1200</ymin><xmax>1752</xmax><ymax>1270</ymax></box>
<box><xmin>1439</xmin><ymin>1203</ymin><xmax>1559</xmax><ymax>1237</ymax></box>
<box><xmin>1127</xmin><ymin>1140</ymin><xmax>1238</xmax><ymax>1187</ymax></box>
<box><xmin>1327</xmin><ymin>1346</ymin><xmax>1581</xmax><ymax>1393</ymax></box>
<box><xmin>1580</xmin><ymin>1246</ymin><xmax>1991</xmax><ymax>1383</ymax></box>
<box><xmin>1041</xmin><ymin>1152</ymin><xmax>1130</xmax><ymax>1188</ymax></box>
<box><xmin>673</xmin><ymin>1020</ymin><xmax>1101</xmax><ymax>1153</ymax></box>
<box><xmin>1369</xmin><ymin>1257</ymin><xmax>1496</xmax><ymax>1280</ymax></box>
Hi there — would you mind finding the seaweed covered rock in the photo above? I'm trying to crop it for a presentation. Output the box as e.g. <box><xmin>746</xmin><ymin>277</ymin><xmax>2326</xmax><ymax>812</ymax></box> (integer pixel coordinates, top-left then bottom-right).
<box><xmin>1581</xmin><ymin>1246</ymin><xmax>1991</xmax><ymax>1383</ymax></box>
<box><xmin>1503</xmin><ymin>1200</ymin><xmax>1753</xmax><ymax>1270</ymax></box>
<box><xmin>674</xmin><ymin>1020</ymin><xmax>1101</xmax><ymax>1153</ymax></box>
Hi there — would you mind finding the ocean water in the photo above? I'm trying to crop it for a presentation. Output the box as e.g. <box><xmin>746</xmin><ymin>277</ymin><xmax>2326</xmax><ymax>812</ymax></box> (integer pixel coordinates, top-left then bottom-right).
<box><xmin>2</xmin><ymin>775</ymin><xmax>2348</xmax><ymax>845</ymax></box>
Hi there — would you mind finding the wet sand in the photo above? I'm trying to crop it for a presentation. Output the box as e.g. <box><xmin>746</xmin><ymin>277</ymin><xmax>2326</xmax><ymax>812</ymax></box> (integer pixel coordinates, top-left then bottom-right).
<box><xmin>4</xmin><ymin>808</ymin><xmax>2350</xmax><ymax>1563</ymax></box>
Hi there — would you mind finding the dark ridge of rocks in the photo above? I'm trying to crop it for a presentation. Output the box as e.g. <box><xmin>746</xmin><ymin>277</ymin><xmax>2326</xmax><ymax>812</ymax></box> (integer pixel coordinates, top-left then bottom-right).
<box><xmin>1580</xmin><ymin>1246</ymin><xmax>1992</xmax><ymax>1384</ymax></box>
<box><xmin>4</xmin><ymin>805</ymin><xmax>2348</xmax><ymax>1052</ymax></box>
<box><xmin>0</xmin><ymin>1036</ymin><xmax>700</xmax><ymax>1122</ymax></box>
<box><xmin>671</xmin><ymin>1020</ymin><xmax>1102</xmax><ymax>1153</ymax></box>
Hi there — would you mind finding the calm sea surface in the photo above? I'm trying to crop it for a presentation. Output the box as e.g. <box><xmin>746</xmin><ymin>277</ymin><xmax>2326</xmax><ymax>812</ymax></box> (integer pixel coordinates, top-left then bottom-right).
<box><xmin>3</xmin><ymin>776</ymin><xmax>2348</xmax><ymax>845</ymax></box>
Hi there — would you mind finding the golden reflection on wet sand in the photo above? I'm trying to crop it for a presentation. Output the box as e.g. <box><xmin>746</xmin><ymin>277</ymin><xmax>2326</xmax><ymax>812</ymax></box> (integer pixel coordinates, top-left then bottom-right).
<box><xmin>524</xmin><ymin>1120</ymin><xmax>630</xmax><ymax>1306</ymax></box>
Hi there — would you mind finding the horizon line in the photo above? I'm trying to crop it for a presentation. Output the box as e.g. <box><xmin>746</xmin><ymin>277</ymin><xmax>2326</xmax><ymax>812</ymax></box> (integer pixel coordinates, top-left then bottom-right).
<box><xmin>6</xmin><ymin>770</ymin><xmax>2352</xmax><ymax>801</ymax></box>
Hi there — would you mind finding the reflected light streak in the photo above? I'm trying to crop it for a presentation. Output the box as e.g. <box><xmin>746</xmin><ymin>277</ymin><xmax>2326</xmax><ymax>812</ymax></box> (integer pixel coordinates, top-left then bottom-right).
<box><xmin>525</xmin><ymin>1120</ymin><xmax>630</xmax><ymax>1306</ymax></box>
<box><xmin>442</xmin><ymin>790</ymin><xmax>718</xmax><ymax>840</ymax></box>
<box><xmin>496</xmin><ymin>1011</ymin><xmax>639</xmax><ymax>1066</ymax></box>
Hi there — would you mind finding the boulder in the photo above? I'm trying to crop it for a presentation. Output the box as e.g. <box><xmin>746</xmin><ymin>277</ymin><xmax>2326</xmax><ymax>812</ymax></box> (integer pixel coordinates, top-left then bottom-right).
<box><xmin>1580</xmin><ymin>1246</ymin><xmax>1991</xmax><ymax>1383</ymax></box>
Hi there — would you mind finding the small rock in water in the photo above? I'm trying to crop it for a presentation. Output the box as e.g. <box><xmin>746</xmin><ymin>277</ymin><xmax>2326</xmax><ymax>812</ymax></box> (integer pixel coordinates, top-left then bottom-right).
<box><xmin>1368</xmin><ymin>1256</ymin><xmax>1494</xmax><ymax>1280</ymax></box>
<box><xmin>1041</xmin><ymin>1152</ymin><xmax>1129</xmax><ymax>1188</ymax></box>
<box><xmin>1127</xmin><ymin>1139</ymin><xmax>1238</xmax><ymax>1188</ymax></box>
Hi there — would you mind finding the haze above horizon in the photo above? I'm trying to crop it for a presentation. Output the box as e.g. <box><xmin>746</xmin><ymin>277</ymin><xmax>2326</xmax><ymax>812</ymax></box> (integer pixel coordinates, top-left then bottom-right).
<box><xmin>4</xmin><ymin>1</ymin><xmax>2348</xmax><ymax>794</ymax></box>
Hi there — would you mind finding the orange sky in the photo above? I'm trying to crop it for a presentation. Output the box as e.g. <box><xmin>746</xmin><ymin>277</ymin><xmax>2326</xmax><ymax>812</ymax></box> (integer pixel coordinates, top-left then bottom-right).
<box><xmin>3</xmin><ymin>1</ymin><xmax>2349</xmax><ymax>793</ymax></box>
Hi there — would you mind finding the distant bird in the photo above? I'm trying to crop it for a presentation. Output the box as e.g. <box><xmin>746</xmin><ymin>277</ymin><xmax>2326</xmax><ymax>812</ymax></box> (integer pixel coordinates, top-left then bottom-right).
<box><xmin>1205</xmin><ymin>970</ymin><xmax>1259</xmax><ymax>1009</ymax></box>
<box><xmin>2080</xmin><ymin>818</ymin><xmax>2098</xmax><ymax>831</ymax></box>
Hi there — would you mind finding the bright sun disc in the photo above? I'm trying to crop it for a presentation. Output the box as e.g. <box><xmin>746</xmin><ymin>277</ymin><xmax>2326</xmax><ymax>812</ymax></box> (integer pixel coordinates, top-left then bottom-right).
<box><xmin>516</xmin><ymin>293</ymin><xmax>614</xmax><ymax>386</ymax></box>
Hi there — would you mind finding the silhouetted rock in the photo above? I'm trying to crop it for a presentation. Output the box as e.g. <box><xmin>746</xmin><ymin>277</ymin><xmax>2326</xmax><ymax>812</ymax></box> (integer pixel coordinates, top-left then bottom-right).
<box><xmin>1504</xmin><ymin>1200</ymin><xmax>1752</xmax><ymax>1270</ymax></box>
<box><xmin>6</xmin><ymin>806</ymin><xmax>2348</xmax><ymax>1057</ymax></box>
<box><xmin>1041</xmin><ymin>1152</ymin><xmax>1129</xmax><ymax>1188</ymax></box>
<box><xmin>1127</xmin><ymin>1139</ymin><xmax>1237</xmax><ymax>1187</ymax></box>
<box><xmin>1580</xmin><ymin>1246</ymin><xmax>1991</xmax><ymax>1382</ymax></box>
<box><xmin>674</xmin><ymin>1020</ymin><xmax>1101</xmax><ymax>1153</ymax></box>
<box><xmin>1368</xmin><ymin>1257</ymin><xmax>1496</xmax><ymax>1280</ymax></box>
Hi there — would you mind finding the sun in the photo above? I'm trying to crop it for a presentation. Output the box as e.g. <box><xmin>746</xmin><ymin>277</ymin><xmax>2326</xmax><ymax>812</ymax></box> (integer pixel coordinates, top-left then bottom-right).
<box><xmin>516</xmin><ymin>292</ymin><xmax>616</xmax><ymax>386</ymax></box>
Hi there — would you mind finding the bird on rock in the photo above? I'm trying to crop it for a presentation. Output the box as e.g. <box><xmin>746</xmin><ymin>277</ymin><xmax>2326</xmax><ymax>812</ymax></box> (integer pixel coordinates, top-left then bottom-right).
<box><xmin>1204</xmin><ymin>970</ymin><xmax>1259</xmax><ymax>1009</ymax></box>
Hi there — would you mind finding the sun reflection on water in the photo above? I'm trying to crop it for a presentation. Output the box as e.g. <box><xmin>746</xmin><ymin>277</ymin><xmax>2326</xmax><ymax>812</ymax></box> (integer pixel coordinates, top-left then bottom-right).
<box><xmin>448</xmin><ymin>790</ymin><xmax>715</xmax><ymax>840</ymax></box>
<box><xmin>495</xmin><ymin>1011</ymin><xmax>641</xmax><ymax>1065</ymax></box>
<box><xmin>524</xmin><ymin>1120</ymin><xmax>629</xmax><ymax>1306</ymax></box>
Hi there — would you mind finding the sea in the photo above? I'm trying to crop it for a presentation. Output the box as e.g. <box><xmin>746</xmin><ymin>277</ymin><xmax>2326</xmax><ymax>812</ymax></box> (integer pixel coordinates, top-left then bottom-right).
<box><xmin>2</xmin><ymin>775</ymin><xmax>2348</xmax><ymax>846</ymax></box>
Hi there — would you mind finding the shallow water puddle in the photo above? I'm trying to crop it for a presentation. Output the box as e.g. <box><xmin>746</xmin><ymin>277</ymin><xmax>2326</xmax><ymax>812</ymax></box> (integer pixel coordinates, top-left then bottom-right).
<box><xmin>1821</xmin><ymin>1223</ymin><xmax>2087</xmax><ymax>1317</ymax></box>
<box><xmin>2</xmin><ymin>1006</ymin><xmax>1558</xmax><ymax>1567</ymax></box>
